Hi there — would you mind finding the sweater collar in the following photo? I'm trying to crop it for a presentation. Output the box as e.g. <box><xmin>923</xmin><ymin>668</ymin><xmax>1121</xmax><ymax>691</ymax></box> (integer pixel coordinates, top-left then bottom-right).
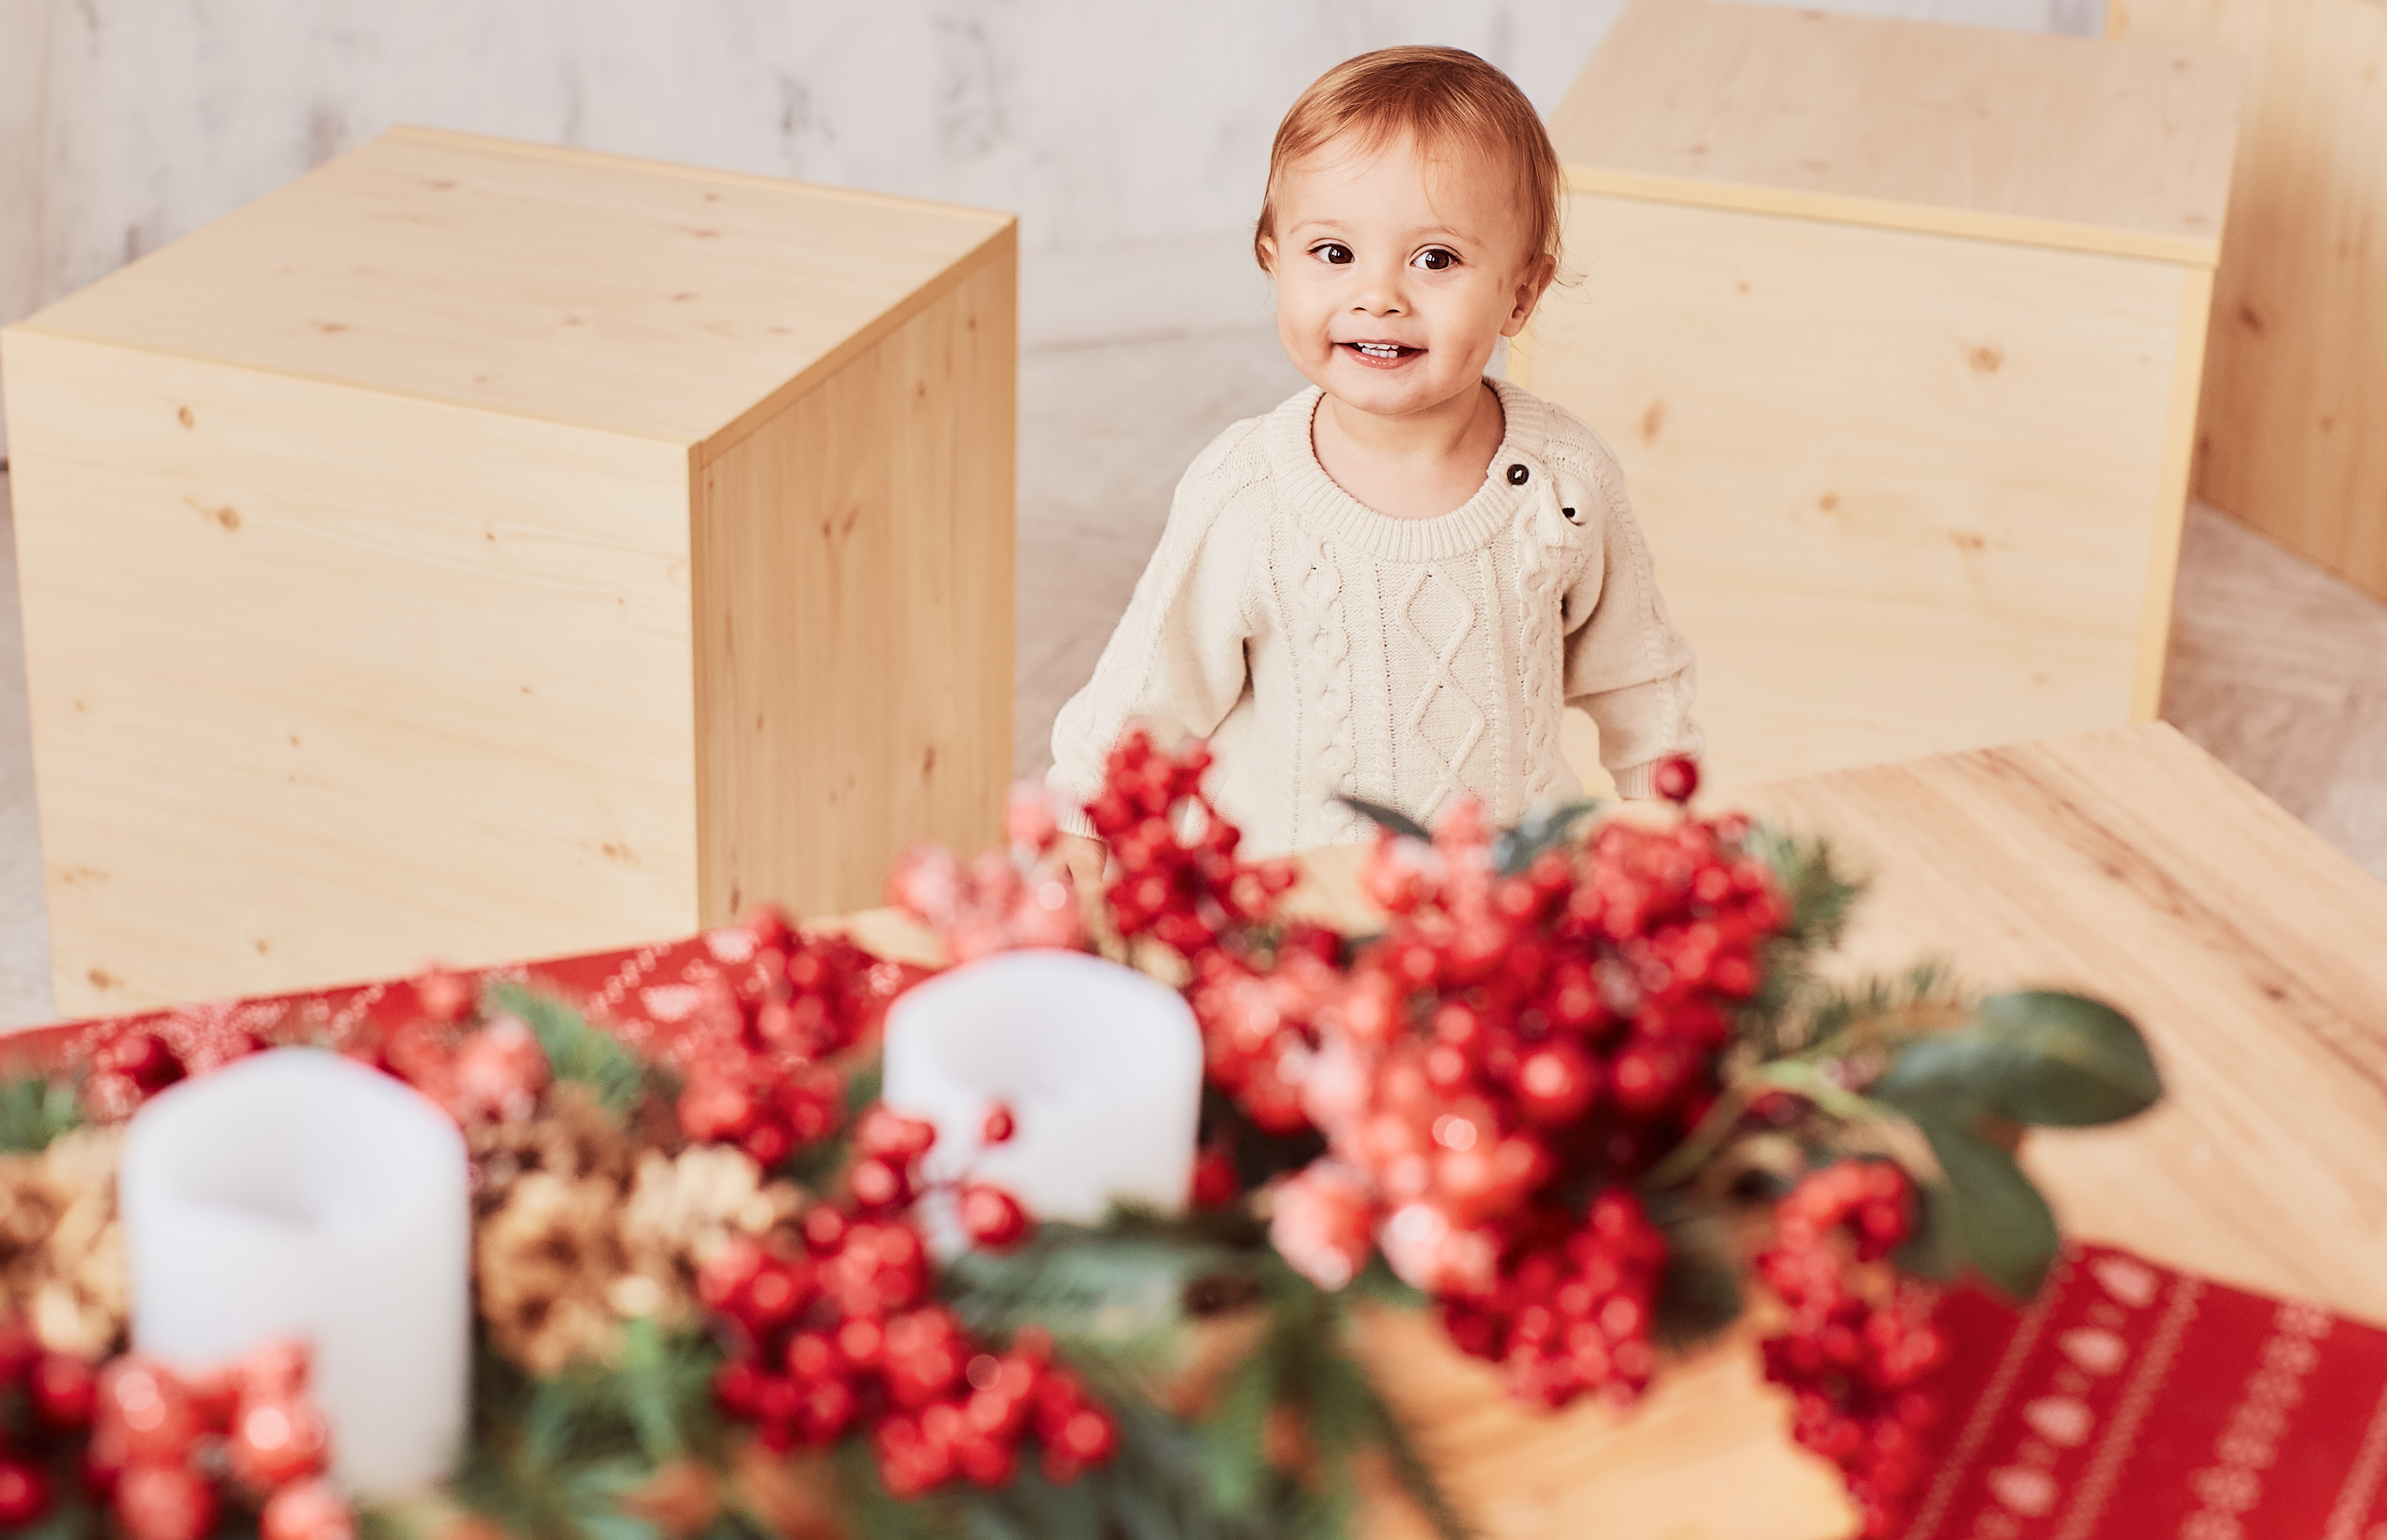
<box><xmin>1265</xmin><ymin>378</ymin><xmax>1554</xmax><ymax>562</ymax></box>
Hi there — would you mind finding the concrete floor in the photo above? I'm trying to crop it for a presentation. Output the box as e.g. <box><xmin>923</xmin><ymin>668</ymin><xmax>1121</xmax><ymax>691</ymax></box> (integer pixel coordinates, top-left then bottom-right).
<box><xmin>2</xmin><ymin>318</ymin><xmax>2382</xmax><ymax>1028</ymax></box>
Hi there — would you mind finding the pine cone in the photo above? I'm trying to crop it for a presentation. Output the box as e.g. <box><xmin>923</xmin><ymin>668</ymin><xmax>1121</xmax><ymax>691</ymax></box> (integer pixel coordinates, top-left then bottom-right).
<box><xmin>469</xmin><ymin>1082</ymin><xmax>633</xmax><ymax>1216</ymax></box>
<box><xmin>615</xmin><ymin>1146</ymin><xmax>804</xmax><ymax>1323</ymax></box>
<box><xmin>476</xmin><ymin>1171</ymin><xmax>629</xmax><ymax>1376</ymax></box>
<box><xmin>0</xmin><ymin>1129</ymin><xmax>129</xmax><ymax>1357</ymax></box>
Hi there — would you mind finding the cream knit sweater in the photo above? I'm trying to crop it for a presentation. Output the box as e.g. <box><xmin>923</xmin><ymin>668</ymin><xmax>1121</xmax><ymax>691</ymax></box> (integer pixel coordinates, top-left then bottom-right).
<box><xmin>1048</xmin><ymin>378</ymin><xmax>1701</xmax><ymax>856</ymax></box>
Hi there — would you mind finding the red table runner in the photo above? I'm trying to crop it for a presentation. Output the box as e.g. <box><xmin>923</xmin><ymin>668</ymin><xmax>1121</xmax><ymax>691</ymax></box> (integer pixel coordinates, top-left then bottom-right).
<box><xmin>1919</xmin><ymin>1246</ymin><xmax>2387</xmax><ymax>1539</ymax></box>
<box><xmin>0</xmin><ymin>928</ymin><xmax>925</xmax><ymax>1084</ymax></box>
<box><xmin>13</xmin><ymin>942</ymin><xmax>2384</xmax><ymax>1540</ymax></box>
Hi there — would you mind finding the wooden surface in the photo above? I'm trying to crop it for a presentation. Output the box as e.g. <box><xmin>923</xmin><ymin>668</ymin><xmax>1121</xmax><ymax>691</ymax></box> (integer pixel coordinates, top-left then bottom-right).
<box><xmin>695</xmin><ymin>237</ymin><xmax>1015</xmax><ymax>928</ymax></box>
<box><xmin>2109</xmin><ymin>0</ymin><xmax>2387</xmax><ymax>605</ymax></box>
<box><xmin>1549</xmin><ymin>0</ymin><xmax>2242</xmax><ymax>264</ymax></box>
<box><xmin>1256</xmin><ymin>724</ymin><xmax>2387</xmax><ymax>1538</ymax></box>
<box><xmin>8</xmin><ymin>126</ymin><xmax>1014</xmax><ymax>451</ymax></box>
<box><xmin>0</xmin><ymin>129</ymin><xmax>1016</xmax><ymax>1013</ymax></box>
<box><xmin>1526</xmin><ymin>197</ymin><xmax>2205</xmax><ymax>793</ymax></box>
<box><xmin>0</xmin><ymin>327</ymin><xmax>701</xmax><ymax>1011</ymax></box>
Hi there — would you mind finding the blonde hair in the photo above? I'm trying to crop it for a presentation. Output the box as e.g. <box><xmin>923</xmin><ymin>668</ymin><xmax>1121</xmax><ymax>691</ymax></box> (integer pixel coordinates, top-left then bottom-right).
<box><xmin>1254</xmin><ymin>46</ymin><xmax>1563</xmax><ymax>277</ymax></box>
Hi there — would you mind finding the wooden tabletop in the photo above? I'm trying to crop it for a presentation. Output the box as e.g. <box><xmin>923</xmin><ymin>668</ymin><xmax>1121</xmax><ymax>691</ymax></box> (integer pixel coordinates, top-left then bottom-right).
<box><xmin>1247</xmin><ymin>723</ymin><xmax>2387</xmax><ymax>1538</ymax></box>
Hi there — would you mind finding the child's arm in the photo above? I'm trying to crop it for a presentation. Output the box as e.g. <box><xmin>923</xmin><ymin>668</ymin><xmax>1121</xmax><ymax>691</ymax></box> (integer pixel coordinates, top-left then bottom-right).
<box><xmin>1046</xmin><ymin>442</ymin><xmax>1265</xmax><ymax>841</ymax></box>
<box><xmin>1560</xmin><ymin>486</ymin><xmax>1703</xmax><ymax>799</ymax></box>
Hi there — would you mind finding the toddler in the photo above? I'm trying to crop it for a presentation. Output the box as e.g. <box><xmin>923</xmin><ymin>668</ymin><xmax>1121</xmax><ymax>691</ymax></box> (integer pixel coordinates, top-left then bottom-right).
<box><xmin>1049</xmin><ymin>45</ymin><xmax>1700</xmax><ymax>869</ymax></box>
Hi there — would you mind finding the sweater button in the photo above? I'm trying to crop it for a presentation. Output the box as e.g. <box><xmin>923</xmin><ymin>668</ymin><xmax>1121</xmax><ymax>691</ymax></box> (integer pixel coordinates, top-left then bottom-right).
<box><xmin>1506</xmin><ymin>464</ymin><xmax>1529</xmax><ymax>485</ymax></box>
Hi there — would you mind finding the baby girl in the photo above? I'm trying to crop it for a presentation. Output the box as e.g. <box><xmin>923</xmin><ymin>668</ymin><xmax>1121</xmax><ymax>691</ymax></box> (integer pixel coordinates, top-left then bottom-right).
<box><xmin>1049</xmin><ymin>45</ymin><xmax>1700</xmax><ymax>870</ymax></box>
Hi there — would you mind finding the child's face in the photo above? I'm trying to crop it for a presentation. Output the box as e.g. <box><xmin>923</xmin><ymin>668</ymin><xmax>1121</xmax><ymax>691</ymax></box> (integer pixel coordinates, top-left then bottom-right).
<box><xmin>1262</xmin><ymin>131</ymin><xmax>1552</xmax><ymax>425</ymax></box>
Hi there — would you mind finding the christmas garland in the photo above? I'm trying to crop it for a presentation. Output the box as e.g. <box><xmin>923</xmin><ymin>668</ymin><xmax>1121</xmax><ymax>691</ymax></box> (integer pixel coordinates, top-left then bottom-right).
<box><xmin>0</xmin><ymin>733</ymin><xmax>2163</xmax><ymax>1540</ymax></box>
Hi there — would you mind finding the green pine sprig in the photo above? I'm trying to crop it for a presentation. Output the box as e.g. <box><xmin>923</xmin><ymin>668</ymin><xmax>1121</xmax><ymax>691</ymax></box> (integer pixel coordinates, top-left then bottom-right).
<box><xmin>0</xmin><ymin>1075</ymin><xmax>83</xmax><ymax>1154</ymax></box>
<box><xmin>485</xmin><ymin>982</ymin><xmax>648</xmax><ymax>1120</ymax></box>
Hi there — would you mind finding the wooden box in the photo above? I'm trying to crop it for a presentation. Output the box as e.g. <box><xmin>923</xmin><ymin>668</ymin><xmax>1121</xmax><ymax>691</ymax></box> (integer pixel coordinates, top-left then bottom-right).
<box><xmin>1527</xmin><ymin>1</ymin><xmax>2242</xmax><ymax>794</ymax></box>
<box><xmin>2110</xmin><ymin>0</ymin><xmax>2387</xmax><ymax>605</ymax></box>
<box><xmin>0</xmin><ymin>127</ymin><xmax>1016</xmax><ymax>1016</ymax></box>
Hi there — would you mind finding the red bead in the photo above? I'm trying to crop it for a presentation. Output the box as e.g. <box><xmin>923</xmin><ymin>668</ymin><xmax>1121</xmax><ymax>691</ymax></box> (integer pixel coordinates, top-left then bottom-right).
<box><xmin>847</xmin><ymin>1155</ymin><xmax>912</xmax><ymax>1212</ymax></box>
<box><xmin>98</xmin><ymin>1360</ymin><xmax>201</xmax><ymax>1463</ymax></box>
<box><xmin>230</xmin><ymin>1394</ymin><xmax>333</xmax><ymax>1490</ymax></box>
<box><xmin>32</xmin><ymin>1352</ymin><xmax>97</xmax><ymax>1427</ymax></box>
<box><xmin>1652</xmin><ymin>757</ymin><xmax>1700</xmax><ymax>805</ymax></box>
<box><xmin>676</xmin><ymin>1079</ymin><xmax>756</xmax><ymax>1143</ymax></box>
<box><xmin>956</xmin><ymin>1184</ymin><xmax>1033</xmax><ymax>1250</ymax></box>
<box><xmin>980</xmin><ymin>1103</ymin><xmax>1016</xmax><ymax>1145</ymax></box>
<box><xmin>740</xmin><ymin>1119</ymin><xmax>795</xmax><ymax>1169</ymax></box>
<box><xmin>1516</xmin><ymin>1042</ymin><xmax>1601</xmax><ymax>1125</ymax></box>
<box><xmin>260</xmin><ymin>1480</ymin><xmax>357</xmax><ymax>1540</ymax></box>
<box><xmin>854</xmin><ymin>1107</ymin><xmax>938</xmax><ymax>1163</ymax></box>
<box><xmin>0</xmin><ymin>1455</ymin><xmax>52</xmax><ymax>1528</ymax></box>
<box><xmin>1189</xmin><ymin>1149</ymin><xmax>1241</xmax><ymax>1210</ymax></box>
<box><xmin>113</xmin><ymin>1463</ymin><xmax>217</xmax><ymax>1540</ymax></box>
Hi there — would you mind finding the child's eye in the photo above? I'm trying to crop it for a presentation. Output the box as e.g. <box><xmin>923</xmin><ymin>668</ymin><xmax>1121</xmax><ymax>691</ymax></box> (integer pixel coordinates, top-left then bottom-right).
<box><xmin>1310</xmin><ymin>242</ymin><xmax>1354</xmax><ymax>265</ymax></box>
<box><xmin>1412</xmin><ymin>248</ymin><xmax>1459</xmax><ymax>272</ymax></box>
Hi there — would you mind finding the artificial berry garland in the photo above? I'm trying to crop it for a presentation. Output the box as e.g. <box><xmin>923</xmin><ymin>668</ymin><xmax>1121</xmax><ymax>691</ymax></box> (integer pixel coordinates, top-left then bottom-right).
<box><xmin>0</xmin><ymin>726</ymin><xmax>2161</xmax><ymax>1540</ymax></box>
<box><xmin>885</xmin><ymin>728</ymin><xmax>2156</xmax><ymax>1540</ymax></box>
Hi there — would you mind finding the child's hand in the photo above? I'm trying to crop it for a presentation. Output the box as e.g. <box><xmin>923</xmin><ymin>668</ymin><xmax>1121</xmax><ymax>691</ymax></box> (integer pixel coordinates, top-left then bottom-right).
<box><xmin>1053</xmin><ymin>833</ymin><xmax>1109</xmax><ymax>901</ymax></box>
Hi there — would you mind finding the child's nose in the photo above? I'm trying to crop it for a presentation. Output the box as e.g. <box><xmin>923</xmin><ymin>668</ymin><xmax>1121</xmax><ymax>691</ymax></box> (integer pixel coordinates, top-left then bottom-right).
<box><xmin>1350</xmin><ymin>257</ymin><xmax>1408</xmax><ymax>317</ymax></box>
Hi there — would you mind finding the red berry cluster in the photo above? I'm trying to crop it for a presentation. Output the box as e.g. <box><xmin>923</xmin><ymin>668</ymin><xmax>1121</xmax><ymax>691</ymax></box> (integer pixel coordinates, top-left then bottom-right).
<box><xmin>1040</xmin><ymin>738</ymin><xmax>1784</xmax><ymax>1410</ymax></box>
<box><xmin>887</xmin><ymin>786</ymin><xmax>1087</xmax><ymax>963</ymax></box>
<box><xmin>0</xmin><ymin>1328</ymin><xmax>352</xmax><ymax>1540</ymax></box>
<box><xmin>1434</xmin><ymin>1191</ymin><xmax>1668</xmax><ymax>1408</ymax></box>
<box><xmin>704</xmin><ymin>1109</ymin><xmax>1114</xmax><ymax>1498</ymax></box>
<box><xmin>1081</xmin><ymin>733</ymin><xmax>1297</xmax><ymax>958</ymax></box>
<box><xmin>672</xmin><ymin>906</ymin><xmax>881</xmax><ymax>1170</ymax></box>
<box><xmin>1184</xmin><ymin>931</ymin><xmax>1341</xmax><ymax>1135</ymax></box>
<box><xmin>84</xmin><ymin>1033</ymin><xmax>190</xmax><ymax>1119</ymax></box>
<box><xmin>1757</xmin><ymin>1163</ymin><xmax>1946</xmax><ymax>1540</ymax></box>
<box><xmin>1258</xmin><ymin>788</ymin><xmax>1785</xmax><ymax>1316</ymax></box>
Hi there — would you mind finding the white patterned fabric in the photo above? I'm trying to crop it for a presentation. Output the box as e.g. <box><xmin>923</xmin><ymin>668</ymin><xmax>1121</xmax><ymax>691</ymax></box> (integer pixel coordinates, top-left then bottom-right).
<box><xmin>1046</xmin><ymin>378</ymin><xmax>1702</xmax><ymax>857</ymax></box>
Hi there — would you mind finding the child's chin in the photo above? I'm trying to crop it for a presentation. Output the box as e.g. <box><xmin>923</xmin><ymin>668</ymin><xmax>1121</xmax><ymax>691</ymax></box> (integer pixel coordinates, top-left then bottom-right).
<box><xmin>1328</xmin><ymin>366</ymin><xmax>1459</xmax><ymax>414</ymax></box>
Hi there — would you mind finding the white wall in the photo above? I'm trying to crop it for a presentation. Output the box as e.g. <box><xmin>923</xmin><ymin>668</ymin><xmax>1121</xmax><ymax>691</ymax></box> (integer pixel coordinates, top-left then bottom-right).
<box><xmin>0</xmin><ymin>0</ymin><xmax>2098</xmax><ymax>457</ymax></box>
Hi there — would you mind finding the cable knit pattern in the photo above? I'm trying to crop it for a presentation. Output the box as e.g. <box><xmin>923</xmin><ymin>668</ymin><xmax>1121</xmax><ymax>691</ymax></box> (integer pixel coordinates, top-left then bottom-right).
<box><xmin>1302</xmin><ymin>531</ymin><xmax>1356</xmax><ymax>847</ymax></box>
<box><xmin>1047</xmin><ymin>379</ymin><xmax>1702</xmax><ymax>857</ymax></box>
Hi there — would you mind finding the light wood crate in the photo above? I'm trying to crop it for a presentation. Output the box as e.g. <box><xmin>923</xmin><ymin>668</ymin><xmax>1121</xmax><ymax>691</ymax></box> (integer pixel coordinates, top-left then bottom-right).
<box><xmin>2110</xmin><ymin>0</ymin><xmax>2387</xmax><ymax>606</ymax></box>
<box><xmin>0</xmin><ymin>127</ymin><xmax>1017</xmax><ymax>1016</ymax></box>
<box><xmin>1527</xmin><ymin>0</ymin><xmax>2242</xmax><ymax>795</ymax></box>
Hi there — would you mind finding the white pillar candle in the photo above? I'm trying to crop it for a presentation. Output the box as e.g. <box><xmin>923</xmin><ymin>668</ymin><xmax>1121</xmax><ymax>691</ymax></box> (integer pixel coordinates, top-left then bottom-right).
<box><xmin>118</xmin><ymin>1048</ymin><xmax>470</xmax><ymax>1497</ymax></box>
<box><xmin>882</xmin><ymin>950</ymin><xmax>1203</xmax><ymax>1225</ymax></box>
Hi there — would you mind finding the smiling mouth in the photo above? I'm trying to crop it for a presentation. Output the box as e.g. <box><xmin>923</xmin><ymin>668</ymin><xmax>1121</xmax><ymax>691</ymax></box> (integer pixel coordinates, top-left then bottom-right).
<box><xmin>1342</xmin><ymin>341</ymin><xmax>1419</xmax><ymax>362</ymax></box>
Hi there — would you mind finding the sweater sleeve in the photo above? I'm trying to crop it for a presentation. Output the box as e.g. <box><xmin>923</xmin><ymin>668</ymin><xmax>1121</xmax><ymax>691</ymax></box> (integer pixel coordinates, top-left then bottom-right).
<box><xmin>1046</xmin><ymin>428</ymin><xmax>1265</xmax><ymax>838</ymax></box>
<box><xmin>1558</xmin><ymin>451</ymin><xmax>1703</xmax><ymax>800</ymax></box>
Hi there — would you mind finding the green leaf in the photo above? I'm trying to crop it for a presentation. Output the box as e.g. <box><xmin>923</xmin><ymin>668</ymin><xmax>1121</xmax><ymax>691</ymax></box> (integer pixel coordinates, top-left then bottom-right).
<box><xmin>0</xmin><ymin>1075</ymin><xmax>83</xmax><ymax>1153</ymax></box>
<box><xmin>1916</xmin><ymin>1120</ymin><xmax>2061</xmax><ymax>1299</ymax></box>
<box><xmin>1875</xmin><ymin>991</ymin><xmax>2160</xmax><ymax>1128</ymax></box>
<box><xmin>1336</xmin><ymin>796</ymin><xmax>1430</xmax><ymax>842</ymax></box>
<box><xmin>1491</xmin><ymin>800</ymin><xmax>1601</xmax><ymax>877</ymax></box>
<box><xmin>487</xmin><ymin>982</ymin><xmax>647</xmax><ymax>1119</ymax></box>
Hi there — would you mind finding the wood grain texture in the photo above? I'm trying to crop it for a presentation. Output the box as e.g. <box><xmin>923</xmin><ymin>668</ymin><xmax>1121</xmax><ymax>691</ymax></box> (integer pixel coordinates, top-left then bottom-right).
<box><xmin>695</xmin><ymin>234</ymin><xmax>1015</xmax><ymax>924</ymax></box>
<box><xmin>1533</xmin><ymin>194</ymin><xmax>2194</xmax><ymax>792</ymax></box>
<box><xmin>1550</xmin><ymin>0</ymin><xmax>2241</xmax><ymax>262</ymax></box>
<box><xmin>2109</xmin><ymin>0</ymin><xmax>2387</xmax><ymax>604</ymax></box>
<box><xmin>12</xmin><ymin>126</ymin><xmax>1015</xmax><ymax>447</ymax></box>
<box><xmin>0</xmin><ymin>327</ymin><xmax>698</xmax><ymax>1016</ymax></box>
<box><xmin>1273</xmin><ymin>724</ymin><xmax>2387</xmax><ymax>1537</ymax></box>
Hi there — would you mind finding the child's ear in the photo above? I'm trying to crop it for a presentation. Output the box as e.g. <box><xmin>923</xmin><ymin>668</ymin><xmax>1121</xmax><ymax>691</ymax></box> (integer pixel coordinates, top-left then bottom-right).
<box><xmin>1503</xmin><ymin>253</ymin><xmax>1558</xmax><ymax>337</ymax></box>
<box><xmin>1255</xmin><ymin>231</ymin><xmax>1278</xmax><ymax>275</ymax></box>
